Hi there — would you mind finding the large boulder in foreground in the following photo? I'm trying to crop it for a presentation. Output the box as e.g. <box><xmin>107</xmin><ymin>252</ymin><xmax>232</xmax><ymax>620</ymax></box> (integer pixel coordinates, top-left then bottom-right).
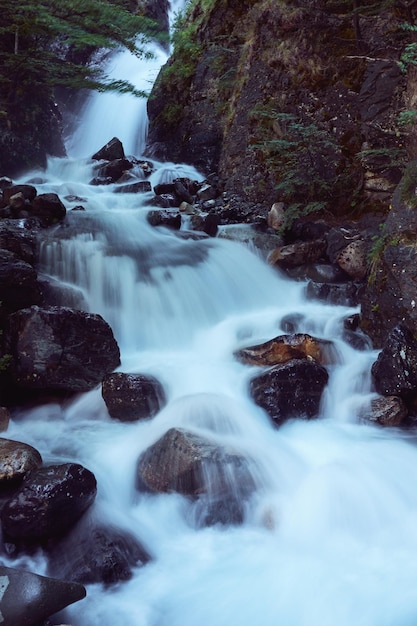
<box><xmin>136</xmin><ymin>427</ymin><xmax>256</xmax><ymax>526</ymax></box>
<box><xmin>3</xmin><ymin>305</ymin><xmax>120</xmax><ymax>392</ymax></box>
<box><xmin>31</xmin><ymin>192</ymin><xmax>66</xmax><ymax>225</ymax></box>
<box><xmin>0</xmin><ymin>564</ymin><xmax>86</xmax><ymax>626</ymax></box>
<box><xmin>250</xmin><ymin>358</ymin><xmax>329</xmax><ymax>426</ymax></box>
<box><xmin>102</xmin><ymin>372</ymin><xmax>166</xmax><ymax>422</ymax></box>
<box><xmin>1</xmin><ymin>463</ymin><xmax>97</xmax><ymax>542</ymax></box>
<box><xmin>0</xmin><ymin>438</ymin><xmax>42</xmax><ymax>487</ymax></box>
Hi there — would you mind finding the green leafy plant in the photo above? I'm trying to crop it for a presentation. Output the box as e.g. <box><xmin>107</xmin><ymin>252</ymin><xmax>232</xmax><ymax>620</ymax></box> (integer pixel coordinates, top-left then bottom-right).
<box><xmin>356</xmin><ymin>146</ymin><xmax>407</xmax><ymax>169</ymax></box>
<box><xmin>250</xmin><ymin>109</ymin><xmax>344</xmax><ymax>231</ymax></box>
<box><xmin>0</xmin><ymin>354</ymin><xmax>12</xmax><ymax>373</ymax></box>
<box><xmin>398</xmin><ymin>109</ymin><xmax>417</xmax><ymax>126</ymax></box>
<box><xmin>367</xmin><ymin>223</ymin><xmax>399</xmax><ymax>282</ymax></box>
<box><xmin>398</xmin><ymin>160</ymin><xmax>417</xmax><ymax>207</ymax></box>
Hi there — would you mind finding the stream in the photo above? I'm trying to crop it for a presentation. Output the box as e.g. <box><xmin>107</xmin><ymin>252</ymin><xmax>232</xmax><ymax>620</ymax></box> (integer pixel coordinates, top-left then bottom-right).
<box><xmin>5</xmin><ymin>2</ymin><xmax>417</xmax><ymax>624</ymax></box>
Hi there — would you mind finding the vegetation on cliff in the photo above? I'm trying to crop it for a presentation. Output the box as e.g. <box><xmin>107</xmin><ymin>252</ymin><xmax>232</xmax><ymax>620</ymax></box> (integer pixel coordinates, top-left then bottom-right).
<box><xmin>146</xmin><ymin>0</ymin><xmax>417</xmax><ymax>224</ymax></box>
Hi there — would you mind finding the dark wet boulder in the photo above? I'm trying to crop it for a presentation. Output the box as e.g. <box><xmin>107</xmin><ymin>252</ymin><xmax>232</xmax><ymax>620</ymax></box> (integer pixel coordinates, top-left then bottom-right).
<box><xmin>147</xmin><ymin>209</ymin><xmax>182</xmax><ymax>229</ymax></box>
<box><xmin>190</xmin><ymin>212</ymin><xmax>220</xmax><ymax>237</ymax></box>
<box><xmin>31</xmin><ymin>192</ymin><xmax>66</xmax><ymax>225</ymax></box>
<box><xmin>1</xmin><ymin>463</ymin><xmax>97</xmax><ymax>542</ymax></box>
<box><xmin>49</xmin><ymin>521</ymin><xmax>150</xmax><ymax>585</ymax></box>
<box><xmin>174</xmin><ymin>179</ymin><xmax>195</xmax><ymax>204</ymax></box>
<box><xmin>0</xmin><ymin>565</ymin><xmax>86</xmax><ymax>626</ymax></box>
<box><xmin>234</xmin><ymin>333</ymin><xmax>331</xmax><ymax>367</ymax></box>
<box><xmin>7</xmin><ymin>191</ymin><xmax>25</xmax><ymax>212</ymax></box>
<box><xmin>153</xmin><ymin>182</ymin><xmax>177</xmax><ymax>196</ymax></box>
<box><xmin>97</xmin><ymin>158</ymin><xmax>133</xmax><ymax>183</ymax></box>
<box><xmin>92</xmin><ymin>137</ymin><xmax>125</xmax><ymax>161</ymax></box>
<box><xmin>136</xmin><ymin>427</ymin><xmax>256</xmax><ymax>525</ymax></box>
<box><xmin>3</xmin><ymin>305</ymin><xmax>120</xmax><ymax>393</ymax></box>
<box><xmin>152</xmin><ymin>193</ymin><xmax>180</xmax><ymax>208</ymax></box>
<box><xmin>0</xmin><ymin>438</ymin><xmax>42</xmax><ymax>487</ymax></box>
<box><xmin>136</xmin><ymin>427</ymin><xmax>255</xmax><ymax>496</ymax></box>
<box><xmin>371</xmin><ymin>324</ymin><xmax>417</xmax><ymax>400</ymax></box>
<box><xmin>361</xmin><ymin>395</ymin><xmax>408</xmax><ymax>427</ymax></box>
<box><xmin>102</xmin><ymin>372</ymin><xmax>166</xmax><ymax>422</ymax></box>
<box><xmin>0</xmin><ymin>249</ymin><xmax>43</xmax><ymax>315</ymax></box>
<box><xmin>250</xmin><ymin>359</ymin><xmax>329</xmax><ymax>426</ymax></box>
<box><xmin>2</xmin><ymin>184</ymin><xmax>37</xmax><ymax>205</ymax></box>
<box><xmin>306</xmin><ymin>280</ymin><xmax>364</xmax><ymax>307</ymax></box>
<box><xmin>268</xmin><ymin>238</ymin><xmax>327</xmax><ymax>269</ymax></box>
<box><xmin>0</xmin><ymin>220</ymin><xmax>39</xmax><ymax>264</ymax></box>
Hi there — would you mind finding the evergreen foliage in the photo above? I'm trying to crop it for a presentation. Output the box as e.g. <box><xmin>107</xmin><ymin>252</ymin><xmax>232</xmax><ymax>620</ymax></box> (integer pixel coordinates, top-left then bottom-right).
<box><xmin>0</xmin><ymin>0</ymin><xmax>158</xmax><ymax>106</ymax></box>
<box><xmin>251</xmin><ymin>109</ymin><xmax>346</xmax><ymax>231</ymax></box>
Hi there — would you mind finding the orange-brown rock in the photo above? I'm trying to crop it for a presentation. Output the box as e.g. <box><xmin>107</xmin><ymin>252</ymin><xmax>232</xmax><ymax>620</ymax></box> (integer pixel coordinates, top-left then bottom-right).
<box><xmin>234</xmin><ymin>333</ymin><xmax>332</xmax><ymax>367</ymax></box>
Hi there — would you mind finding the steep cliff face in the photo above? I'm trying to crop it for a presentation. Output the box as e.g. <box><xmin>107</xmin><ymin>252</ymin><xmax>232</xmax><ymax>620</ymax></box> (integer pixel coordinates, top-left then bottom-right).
<box><xmin>0</xmin><ymin>99</ymin><xmax>66</xmax><ymax>177</ymax></box>
<box><xmin>146</xmin><ymin>0</ymin><xmax>411</xmax><ymax>216</ymax></box>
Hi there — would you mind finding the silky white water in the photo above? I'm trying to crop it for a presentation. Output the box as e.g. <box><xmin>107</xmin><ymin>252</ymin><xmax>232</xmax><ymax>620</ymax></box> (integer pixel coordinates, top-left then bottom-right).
<box><xmin>7</xmin><ymin>2</ymin><xmax>417</xmax><ymax>624</ymax></box>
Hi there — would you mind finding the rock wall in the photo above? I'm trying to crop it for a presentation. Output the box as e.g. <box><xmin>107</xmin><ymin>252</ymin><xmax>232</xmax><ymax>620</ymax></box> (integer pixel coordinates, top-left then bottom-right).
<box><xmin>146</xmin><ymin>0</ymin><xmax>410</xmax><ymax>214</ymax></box>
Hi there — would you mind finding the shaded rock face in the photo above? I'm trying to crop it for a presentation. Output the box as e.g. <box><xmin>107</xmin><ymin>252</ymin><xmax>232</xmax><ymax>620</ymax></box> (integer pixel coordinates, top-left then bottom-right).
<box><xmin>0</xmin><ymin>565</ymin><xmax>86</xmax><ymax>626</ymax></box>
<box><xmin>0</xmin><ymin>96</ymin><xmax>65</xmax><ymax>177</ymax></box>
<box><xmin>3</xmin><ymin>305</ymin><xmax>120</xmax><ymax>393</ymax></box>
<box><xmin>250</xmin><ymin>359</ymin><xmax>329</xmax><ymax>426</ymax></box>
<box><xmin>360</xmin><ymin>165</ymin><xmax>417</xmax><ymax>347</ymax></box>
<box><xmin>0</xmin><ymin>438</ymin><xmax>42</xmax><ymax>486</ymax></box>
<box><xmin>49</xmin><ymin>521</ymin><xmax>150</xmax><ymax>585</ymax></box>
<box><xmin>371</xmin><ymin>324</ymin><xmax>417</xmax><ymax>401</ymax></box>
<box><xmin>136</xmin><ymin>427</ymin><xmax>256</xmax><ymax>526</ymax></box>
<box><xmin>0</xmin><ymin>250</ymin><xmax>43</xmax><ymax>315</ymax></box>
<box><xmin>0</xmin><ymin>220</ymin><xmax>39</xmax><ymax>264</ymax></box>
<box><xmin>146</xmin><ymin>1</ymin><xmax>405</xmax><ymax>209</ymax></box>
<box><xmin>1</xmin><ymin>463</ymin><xmax>97</xmax><ymax>542</ymax></box>
<box><xmin>102</xmin><ymin>372</ymin><xmax>166</xmax><ymax>422</ymax></box>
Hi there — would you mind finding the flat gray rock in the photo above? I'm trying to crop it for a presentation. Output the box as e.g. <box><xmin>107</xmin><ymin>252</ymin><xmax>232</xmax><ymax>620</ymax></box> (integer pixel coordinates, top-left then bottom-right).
<box><xmin>0</xmin><ymin>565</ymin><xmax>86</xmax><ymax>626</ymax></box>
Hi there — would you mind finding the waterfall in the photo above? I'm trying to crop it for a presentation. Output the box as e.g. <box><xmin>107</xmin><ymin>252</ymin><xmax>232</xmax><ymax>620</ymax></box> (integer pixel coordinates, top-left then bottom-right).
<box><xmin>7</xmin><ymin>2</ymin><xmax>417</xmax><ymax>626</ymax></box>
<box><xmin>66</xmin><ymin>45</ymin><xmax>167</xmax><ymax>158</ymax></box>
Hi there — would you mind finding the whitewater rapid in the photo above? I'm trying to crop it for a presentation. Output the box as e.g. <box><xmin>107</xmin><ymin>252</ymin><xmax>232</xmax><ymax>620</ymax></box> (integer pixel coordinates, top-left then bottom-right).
<box><xmin>6</xmin><ymin>1</ymin><xmax>417</xmax><ymax>624</ymax></box>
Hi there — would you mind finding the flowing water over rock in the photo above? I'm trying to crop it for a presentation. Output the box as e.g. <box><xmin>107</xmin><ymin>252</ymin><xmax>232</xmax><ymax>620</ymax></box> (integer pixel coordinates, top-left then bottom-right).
<box><xmin>5</xmin><ymin>4</ymin><xmax>417</xmax><ymax>626</ymax></box>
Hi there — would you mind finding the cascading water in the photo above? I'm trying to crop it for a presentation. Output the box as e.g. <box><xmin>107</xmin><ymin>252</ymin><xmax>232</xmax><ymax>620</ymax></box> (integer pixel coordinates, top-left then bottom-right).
<box><xmin>6</xmin><ymin>2</ymin><xmax>417</xmax><ymax>625</ymax></box>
